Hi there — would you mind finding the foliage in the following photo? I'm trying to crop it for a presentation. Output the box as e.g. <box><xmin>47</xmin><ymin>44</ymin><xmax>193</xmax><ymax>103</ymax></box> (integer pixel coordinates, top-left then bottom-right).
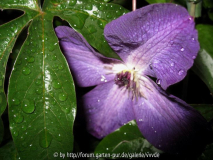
<box><xmin>0</xmin><ymin>0</ymin><xmax>213</xmax><ymax>160</ymax></box>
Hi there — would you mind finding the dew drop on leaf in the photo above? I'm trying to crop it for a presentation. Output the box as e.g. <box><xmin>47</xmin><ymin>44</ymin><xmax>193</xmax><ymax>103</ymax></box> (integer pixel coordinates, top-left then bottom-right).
<box><xmin>13</xmin><ymin>131</ymin><xmax>19</xmax><ymax>137</ymax></box>
<box><xmin>35</xmin><ymin>88</ymin><xmax>42</xmax><ymax>95</ymax></box>
<box><xmin>51</xmin><ymin>55</ymin><xmax>57</xmax><ymax>61</ymax></box>
<box><xmin>69</xmin><ymin>0</ymin><xmax>77</xmax><ymax>6</ymax></box>
<box><xmin>58</xmin><ymin>65</ymin><xmax>64</xmax><ymax>70</ymax></box>
<box><xmin>59</xmin><ymin>93</ymin><xmax>68</xmax><ymax>101</ymax></box>
<box><xmin>61</xmin><ymin>105</ymin><xmax>70</xmax><ymax>114</ymax></box>
<box><xmin>27</xmin><ymin>56</ymin><xmax>35</xmax><ymax>63</ymax></box>
<box><xmin>85</xmin><ymin>4</ymin><xmax>93</xmax><ymax>10</ymax></box>
<box><xmin>22</xmin><ymin>99</ymin><xmax>35</xmax><ymax>114</ymax></box>
<box><xmin>12</xmin><ymin>98</ymin><xmax>21</xmax><ymax>106</ymax></box>
<box><xmin>39</xmin><ymin>129</ymin><xmax>53</xmax><ymax>148</ymax></box>
<box><xmin>22</xmin><ymin>67</ymin><xmax>31</xmax><ymax>75</ymax></box>
<box><xmin>56</xmin><ymin>133</ymin><xmax>62</xmax><ymax>142</ymax></box>
<box><xmin>52</xmin><ymin>80</ymin><xmax>62</xmax><ymax>89</ymax></box>
<box><xmin>86</xmin><ymin>25</ymin><xmax>97</xmax><ymax>34</ymax></box>
<box><xmin>13</xmin><ymin>113</ymin><xmax>24</xmax><ymax>123</ymax></box>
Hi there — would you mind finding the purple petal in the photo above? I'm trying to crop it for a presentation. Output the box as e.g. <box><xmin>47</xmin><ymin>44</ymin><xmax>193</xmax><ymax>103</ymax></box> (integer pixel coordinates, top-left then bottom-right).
<box><xmin>133</xmin><ymin>78</ymin><xmax>211</xmax><ymax>155</ymax></box>
<box><xmin>55</xmin><ymin>26</ymin><xmax>122</xmax><ymax>87</ymax></box>
<box><xmin>81</xmin><ymin>81</ymin><xmax>134</xmax><ymax>138</ymax></box>
<box><xmin>104</xmin><ymin>4</ymin><xmax>199</xmax><ymax>89</ymax></box>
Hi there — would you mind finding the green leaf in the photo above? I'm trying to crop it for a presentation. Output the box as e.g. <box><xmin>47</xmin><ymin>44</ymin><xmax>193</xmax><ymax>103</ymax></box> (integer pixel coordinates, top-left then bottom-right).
<box><xmin>0</xmin><ymin>141</ymin><xmax>19</xmax><ymax>160</ymax></box>
<box><xmin>203</xmin><ymin>0</ymin><xmax>213</xmax><ymax>8</ymax></box>
<box><xmin>192</xmin><ymin>104</ymin><xmax>213</xmax><ymax>121</ymax></box>
<box><xmin>0</xmin><ymin>0</ymin><xmax>129</xmax><ymax>159</ymax></box>
<box><xmin>193</xmin><ymin>25</ymin><xmax>213</xmax><ymax>94</ymax></box>
<box><xmin>43</xmin><ymin>0</ymin><xmax>129</xmax><ymax>59</ymax></box>
<box><xmin>146</xmin><ymin>0</ymin><xmax>170</xmax><ymax>4</ymax></box>
<box><xmin>198</xmin><ymin>143</ymin><xmax>213</xmax><ymax>160</ymax></box>
<box><xmin>94</xmin><ymin>120</ymin><xmax>162</xmax><ymax>159</ymax></box>
<box><xmin>0</xmin><ymin>118</ymin><xmax>3</xmax><ymax>144</ymax></box>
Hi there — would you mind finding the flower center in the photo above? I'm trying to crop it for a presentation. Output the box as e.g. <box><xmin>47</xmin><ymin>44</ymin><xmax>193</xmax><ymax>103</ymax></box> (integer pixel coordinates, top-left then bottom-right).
<box><xmin>114</xmin><ymin>68</ymin><xmax>146</xmax><ymax>100</ymax></box>
<box><xmin>104</xmin><ymin>63</ymin><xmax>150</xmax><ymax>100</ymax></box>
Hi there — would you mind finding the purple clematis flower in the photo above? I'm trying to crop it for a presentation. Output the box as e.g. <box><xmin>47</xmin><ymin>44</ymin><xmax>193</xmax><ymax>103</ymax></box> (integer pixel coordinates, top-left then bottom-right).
<box><xmin>55</xmin><ymin>3</ymin><xmax>212</xmax><ymax>155</ymax></box>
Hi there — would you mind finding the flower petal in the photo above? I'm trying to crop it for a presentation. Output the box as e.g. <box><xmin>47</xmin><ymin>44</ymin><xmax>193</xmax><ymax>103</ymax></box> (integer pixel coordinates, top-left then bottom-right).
<box><xmin>81</xmin><ymin>81</ymin><xmax>134</xmax><ymax>139</ymax></box>
<box><xmin>55</xmin><ymin>26</ymin><xmax>121</xmax><ymax>87</ymax></box>
<box><xmin>104</xmin><ymin>4</ymin><xmax>199</xmax><ymax>89</ymax></box>
<box><xmin>133</xmin><ymin>77</ymin><xmax>212</xmax><ymax>155</ymax></box>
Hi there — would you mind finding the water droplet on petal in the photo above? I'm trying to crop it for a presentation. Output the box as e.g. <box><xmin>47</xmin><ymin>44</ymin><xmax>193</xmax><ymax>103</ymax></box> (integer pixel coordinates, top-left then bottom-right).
<box><xmin>192</xmin><ymin>55</ymin><xmax>196</xmax><ymax>59</ymax></box>
<box><xmin>149</xmin><ymin>64</ymin><xmax>153</xmax><ymax>69</ymax></box>
<box><xmin>192</xmin><ymin>37</ymin><xmax>195</xmax><ymax>41</ymax></box>
<box><xmin>13</xmin><ymin>113</ymin><xmax>24</xmax><ymax>123</ymax></box>
<box><xmin>180</xmin><ymin>47</ymin><xmax>184</xmax><ymax>52</ymax></box>
<box><xmin>22</xmin><ymin>99</ymin><xmax>35</xmax><ymax>114</ymax></box>
<box><xmin>59</xmin><ymin>93</ymin><xmax>68</xmax><ymax>101</ymax></box>
<box><xmin>156</xmin><ymin>79</ymin><xmax>161</xmax><ymax>85</ymax></box>
<box><xmin>22</xmin><ymin>67</ymin><xmax>31</xmax><ymax>75</ymax></box>
<box><xmin>170</xmin><ymin>62</ymin><xmax>175</xmax><ymax>66</ymax></box>
<box><xmin>39</xmin><ymin>129</ymin><xmax>53</xmax><ymax>148</ymax></box>
<box><xmin>178</xmin><ymin>70</ymin><xmax>184</xmax><ymax>75</ymax></box>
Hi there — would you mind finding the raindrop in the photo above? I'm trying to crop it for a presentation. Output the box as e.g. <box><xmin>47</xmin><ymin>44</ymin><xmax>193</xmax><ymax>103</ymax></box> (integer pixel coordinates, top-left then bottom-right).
<box><xmin>51</xmin><ymin>55</ymin><xmax>57</xmax><ymax>61</ymax></box>
<box><xmin>85</xmin><ymin>4</ymin><xmax>93</xmax><ymax>10</ymax></box>
<box><xmin>13</xmin><ymin>113</ymin><xmax>24</xmax><ymax>123</ymax></box>
<box><xmin>97</xmin><ymin>20</ymin><xmax>106</xmax><ymax>29</ymax></box>
<box><xmin>170</xmin><ymin>62</ymin><xmax>175</xmax><ymax>66</ymax></box>
<box><xmin>156</xmin><ymin>79</ymin><xmax>161</xmax><ymax>85</ymax></box>
<box><xmin>52</xmin><ymin>80</ymin><xmax>62</xmax><ymax>89</ymax></box>
<box><xmin>22</xmin><ymin>99</ymin><xmax>35</xmax><ymax>114</ymax></box>
<box><xmin>124</xmin><ymin>132</ymin><xmax>126</xmax><ymax>135</ymax></box>
<box><xmin>149</xmin><ymin>64</ymin><xmax>153</xmax><ymax>69</ymax></box>
<box><xmin>106</xmin><ymin>148</ymin><xmax>109</xmax><ymax>150</ymax></box>
<box><xmin>22</xmin><ymin>67</ymin><xmax>31</xmax><ymax>75</ymax></box>
<box><xmin>61</xmin><ymin>106</ymin><xmax>70</xmax><ymax>114</ymax></box>
<box><xmin>56</xmin><ymin>133</ymin><xmax>62</xmax><ymax>142</ymax></box>
<box><xmin>139</xmin><ymin>119</ymin><xmax>143</xmax><ymax>122</ymax></box>
<box><xmin>22</xmin><ymin>125</ymin><xmax>27</xmax><ymax>130</ymax></box>
<box><xmin>86</xmin><ymin>25</ymin><xmax>97</xmax><ymax>34</ymax></box>
<box><xmin>35</xmin><ymin>88</ymin><xmax>42</xmax><ymax>95</ymax></box>
<box><xmin>192</xmin><ymin>37</ymin><xmax>195</xmax><ymax>41</ymax></box>
<box><xmin>35</xmin><ymin>79</ymin><xmax>42</xmax><ymax>85</ymax></box>
<box><xmin>13</xmin><ymin>131</ymin><xmax>19</xmax><ymax>137</ymax></box>
<box><xmin>192</xmin><ymin>55</ymin><xmax>196</xmax><ymax>59</ymax></box>
<box><xmin>12</xmin><ymin>98</ymin><xmax>21</xmax><ymax>105</ymax></box>
<box><xmin>39</xmin><ymin>129</ymin><xmax>53</xmax><ymax>148</ymax></box>
<box><xmin>180</xmin><ymin>47</ymin><xmax>184</xmax><ymax>52</ymax></box>
<box><xmin>178</xmin><ymin>70</ymin><xmax>184</xmax><ymax>75</ymax></box>
<box><xmin>27</xmin><ymin>56</ymin><xmax>35</xmax><ymax>63</ymax></box>
<box><xmin>69</xmin><ymin>0</ymin><xmax>77</xmax><ymax>6</ymax></box>
<box><xmin>59</xmin><ymin>93</ymin><xmax>68</xmax><ymax>101</ymax></box>
<box><xmin>58</xmin><ymin>65</ymin><xmax>64</xmax><ymax>70</ymax></box>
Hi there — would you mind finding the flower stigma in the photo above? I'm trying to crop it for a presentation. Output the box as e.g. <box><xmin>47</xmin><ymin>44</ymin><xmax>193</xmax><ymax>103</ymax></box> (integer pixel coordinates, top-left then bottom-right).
<box><xmin>105</xmin><ymin>63</ymin><xmax>151</xmax><ymax>100</ymax></box>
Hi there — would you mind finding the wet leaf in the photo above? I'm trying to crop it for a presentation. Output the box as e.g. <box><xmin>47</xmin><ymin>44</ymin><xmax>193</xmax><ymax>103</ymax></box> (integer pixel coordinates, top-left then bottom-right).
<box><xmin>193</xmin><ymin>25</ymin><xmax>213</xmax><ymax>94</ymax></box>
<box><xmin>94</xmin><ymin>120</ymin><xmax>162</xmax><ymax>159</ymax></box>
